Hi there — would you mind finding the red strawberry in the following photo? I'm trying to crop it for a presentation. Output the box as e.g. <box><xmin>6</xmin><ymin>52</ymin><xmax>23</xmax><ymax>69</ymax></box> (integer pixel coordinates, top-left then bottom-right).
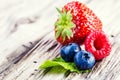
<box><xmin>85</xmin><ymin>30</ymin><xmax>111</xmax><ymax>60</ymax></box>
<box><xmin>55</xmin><ymin>1</ymin><xmax>102</xmax><ymax>45</ymax></box>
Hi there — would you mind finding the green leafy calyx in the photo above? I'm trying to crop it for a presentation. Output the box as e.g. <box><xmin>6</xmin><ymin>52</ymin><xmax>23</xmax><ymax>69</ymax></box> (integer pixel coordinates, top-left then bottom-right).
<box><xmin>55</xmin><ymin>8</ymin><xmax>75</xmax><ymax>41</ymax></box>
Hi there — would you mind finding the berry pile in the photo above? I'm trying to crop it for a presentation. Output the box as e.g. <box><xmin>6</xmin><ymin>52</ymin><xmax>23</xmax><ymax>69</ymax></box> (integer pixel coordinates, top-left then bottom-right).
<box><xmin>55</xmin><ymin>1</ymin><xmax>111</xmax><ymax>70</ymax></box>
<box><xmin>39</xmin><ymin>1</ymin><xmax>112</xmax><ymax>72</ymax></box>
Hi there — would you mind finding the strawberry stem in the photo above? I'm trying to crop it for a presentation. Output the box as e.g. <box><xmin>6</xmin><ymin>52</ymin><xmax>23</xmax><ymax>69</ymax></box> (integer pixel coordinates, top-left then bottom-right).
<box><xmin>55</xmin><ymin>8</ymin><xmax>75</xmax><ymax>41</ymax></box>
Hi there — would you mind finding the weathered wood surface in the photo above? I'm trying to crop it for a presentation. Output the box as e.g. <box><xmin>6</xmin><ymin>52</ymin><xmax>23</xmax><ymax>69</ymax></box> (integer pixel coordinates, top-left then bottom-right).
<box><xmin>0</xmin><ymin>0</ymin><xmax>120</xmax><ymax>80</ymax></box>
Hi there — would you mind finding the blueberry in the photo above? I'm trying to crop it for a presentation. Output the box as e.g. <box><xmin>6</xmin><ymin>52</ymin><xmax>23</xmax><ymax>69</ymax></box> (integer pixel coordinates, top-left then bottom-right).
<box><xmin>60</xmin><ymin>43</ymin><xmax>81</xmax><ymax>62</ymax></box>
<box><xmin>74</xmin><ymin>50</ymin><xmax>95</xmax><ymax>70</ymax></box>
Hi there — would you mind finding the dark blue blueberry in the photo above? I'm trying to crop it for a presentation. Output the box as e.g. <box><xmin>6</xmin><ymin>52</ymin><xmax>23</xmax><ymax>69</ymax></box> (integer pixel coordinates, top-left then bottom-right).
<box><xmin>60</xmin><ymin>43</ymin><xmax>81</xmax><ymax>62</ymax></box>
<box><xmin>74</xmin><ymin>50</ymin><xmax>95</xmax><ymax>70</ymax></box>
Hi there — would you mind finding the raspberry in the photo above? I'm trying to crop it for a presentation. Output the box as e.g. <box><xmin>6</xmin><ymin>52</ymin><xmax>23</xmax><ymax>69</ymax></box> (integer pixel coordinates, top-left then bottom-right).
<box><xmin>85</xmin><ymin>30</ymin><xmax>111</xmax><ymax>60</ymax></box>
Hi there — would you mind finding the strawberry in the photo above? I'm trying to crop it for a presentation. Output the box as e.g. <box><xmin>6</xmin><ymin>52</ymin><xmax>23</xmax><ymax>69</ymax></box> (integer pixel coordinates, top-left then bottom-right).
<box><xmin>55</xmin><ymin>1</ymin><xmax>102</xmax><ymax>45</ymax></box>
<box><xmin>85</xmin><ymin>30</ymin><xmax>111</xmax><ymax>60</ymax></box>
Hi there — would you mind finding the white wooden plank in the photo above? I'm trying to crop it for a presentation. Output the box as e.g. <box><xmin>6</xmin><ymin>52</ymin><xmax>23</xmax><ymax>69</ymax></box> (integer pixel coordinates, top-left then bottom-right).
<box><xmin>0</xmin><ymin>0</ymin><xmax>120</xmax><ymax>80</ymax></box>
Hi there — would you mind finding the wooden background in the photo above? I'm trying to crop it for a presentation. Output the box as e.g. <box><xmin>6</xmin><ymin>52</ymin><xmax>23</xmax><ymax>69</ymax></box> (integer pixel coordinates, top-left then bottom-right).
<box><xmin>0</xmin><ymin>0</ymin><xmax>120</xmax><ymax>80</ymax></box>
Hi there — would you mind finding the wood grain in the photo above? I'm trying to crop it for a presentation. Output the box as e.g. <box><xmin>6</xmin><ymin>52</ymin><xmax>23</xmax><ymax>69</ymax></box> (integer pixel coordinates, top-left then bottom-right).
<box><xmin>0</xmin><ymin>0</ymin><xmax>120</xmax><ymax>80</ymax></box>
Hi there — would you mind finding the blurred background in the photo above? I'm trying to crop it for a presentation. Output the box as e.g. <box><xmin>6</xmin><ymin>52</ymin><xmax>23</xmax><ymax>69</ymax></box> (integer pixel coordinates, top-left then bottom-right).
<box><xmin>0</xmin><ymin>0</ymin><xmax>120</xmax><ymax>80</ymax></box>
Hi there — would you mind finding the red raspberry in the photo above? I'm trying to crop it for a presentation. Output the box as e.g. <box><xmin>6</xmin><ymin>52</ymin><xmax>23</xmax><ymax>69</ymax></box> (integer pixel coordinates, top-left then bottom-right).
<box><xmin>85</xmin><ymin>30</ymin><xmax>111</xmax><ymax>60</ymax></box>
